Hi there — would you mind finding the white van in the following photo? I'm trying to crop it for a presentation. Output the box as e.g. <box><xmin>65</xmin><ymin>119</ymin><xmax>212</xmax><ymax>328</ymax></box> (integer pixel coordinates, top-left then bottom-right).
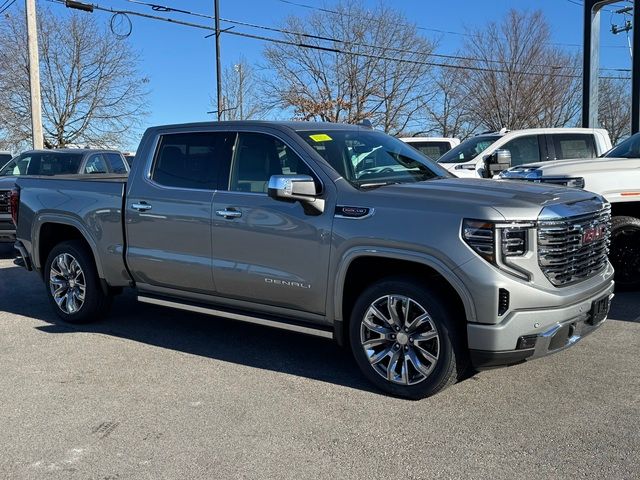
<box><xmin>399</xmin><ymin>137</ymin><xmax>460</xmax><ymax>161</ymax></box>
<box><xmin>437</xmin><ymin>128</ymin><xmax>612</xmax><ymax>178</ymax></box>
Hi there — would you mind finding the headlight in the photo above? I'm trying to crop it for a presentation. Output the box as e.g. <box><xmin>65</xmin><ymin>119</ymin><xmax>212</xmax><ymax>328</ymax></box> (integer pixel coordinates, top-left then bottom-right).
<box><xmin>463</xmin><ymin>219</ymin><xmax>534</xmax><ymax>279</ymax></box>
<box><xmin>541</xmin><ymin>177</ymin><xmax>585</xmax><ymax>189</ymax></box>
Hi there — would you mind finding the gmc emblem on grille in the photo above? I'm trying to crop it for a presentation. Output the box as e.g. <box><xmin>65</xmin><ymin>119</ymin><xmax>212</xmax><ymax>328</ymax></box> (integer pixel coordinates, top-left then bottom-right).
<box><xmin>582</xmin><ymin>224</ymin><xmax>606</xmax><ymax>245</ymax></box>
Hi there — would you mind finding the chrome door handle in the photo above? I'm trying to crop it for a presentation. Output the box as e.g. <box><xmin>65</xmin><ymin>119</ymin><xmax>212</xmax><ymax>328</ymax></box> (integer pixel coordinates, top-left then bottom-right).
<box><xmin>131</xmin><ymin>202</ymin><xmax>152</xmax><ymax>212</ymax></box>
<box><xmin>216</xmin><ymin>209</ymin><xmax>242</xmax><ymax>219</ymax></box>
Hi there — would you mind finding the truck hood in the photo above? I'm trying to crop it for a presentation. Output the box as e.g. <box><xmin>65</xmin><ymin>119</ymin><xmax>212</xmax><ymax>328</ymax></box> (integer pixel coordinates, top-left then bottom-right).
<box><xmin>503</xmin><ymin>157</ymin><xmax>640</xmax><ymax>176</ymax></box>
<box><xmin>368</xmin><ymin>178</ymin><xmax>602</xmax><ymax>220</ymax></box>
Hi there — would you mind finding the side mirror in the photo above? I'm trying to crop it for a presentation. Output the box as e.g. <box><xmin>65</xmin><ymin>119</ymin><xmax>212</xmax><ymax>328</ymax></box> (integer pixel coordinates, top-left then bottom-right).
<box><xmin>484</xmin><ymin>149</ymin><xmax>511</xmax><ymax>178</ymax></box>
<box><xmin>268</xmin><ymin>174</ymin><xmax>324</xmax><ymax>214</ymax></box>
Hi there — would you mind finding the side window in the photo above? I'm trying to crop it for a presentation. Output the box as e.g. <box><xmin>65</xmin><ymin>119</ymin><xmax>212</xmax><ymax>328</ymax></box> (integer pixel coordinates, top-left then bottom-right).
<box><xmin>84</xmin><ymin>154</ymin><xmax>108</xmax><ymax>174</ymax></box>
<box><xmin>104</xmin><ymin>153</ymin><xmax>128</xmax><ymax>173</ymax></box>
<box><xmin>501</xmin><ymin>136</ymin><xmax>541</xmax><ymax>167</ymax></box>
<box><xmin>151</xmin><ymin>132</ymin><xmax>235</xmax><ymax>189</ymax></box>
<box><xmin>230</xmin><ymin>132</ymin><xmax>313</xmax><ymax>194</ymax></box>
<box><xmin>551</xmin><ymin>134</ymin><xmax>596</xmax><ymax>160</ymax></box>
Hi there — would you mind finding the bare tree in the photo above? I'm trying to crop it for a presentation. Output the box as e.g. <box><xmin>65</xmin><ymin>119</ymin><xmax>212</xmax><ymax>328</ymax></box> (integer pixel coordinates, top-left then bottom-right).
<box><xmin>262</xmin><ymin>0</ymin><xmax>437</xmax><ymax>135</ymax></box>
<box><xmin>0</xmin><ymin>8</ymin><xmax>148</xmax><ymax>151</ymax></box>
<box><xmin>216</xmin><ymin>57</ymin><xmax>263</xmax><ymax>121</ymax></box>
<box><xmin>599</xmin><ymin>76</ymin><xmax>631</xmax><ymax>144</ymax></box>
<box><xmin>422</xmin><ymin>65</ymin><xmax>480</xmax><ymax>139</ymax></box>
<box><xmin>456</xmin><ymin>10</ymin><xmax>581</xmax><ymax>132</ymax></box>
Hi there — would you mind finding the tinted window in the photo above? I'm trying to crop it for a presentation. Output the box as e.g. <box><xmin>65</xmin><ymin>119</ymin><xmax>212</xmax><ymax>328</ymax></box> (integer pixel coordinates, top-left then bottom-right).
<box><xmin>230</xmin><ymin>132</ymin><xmax>313</xmax><ymax>194</ymax></box>
<box><xmin>605</xmin><ymin>132</ymin><xmax>640</xmax><ymax>158</ymax></box>
<box><xmin>0</xmin><ymin>152</ymin><xmax>83</xmax><ymax>176</ymax></box>
<box><xmin>84</xmin><ymin>154</ymin><xmax>108</xmax><ymax>174</ymax></box>
<box><xmin>502</xmin><ymin>135</ymin><xmax>541</xmax><ymax>166</ymax></box>
<box><xmin>551</xmin><ymin>134</ymin><xmax>596</xmax><ymax>159</ymax></box>
<box><xmin>105</xmin><ymin>153</ymin><xmax>128</xmax><ymax>173</ymax></box>
<box><xmin>152</xmin><ymin>132</ymin><xmax>235</xmax><ymax>189</ymax></box>
<box><xmin>439</xmin><ymin>135</ymin><xmax>501</xmax><ymax>163</ymax></box>
<box><xmin>406</xmin><ymin>141</ymin><xmax>452</xmax><ymax>160</ymax></box>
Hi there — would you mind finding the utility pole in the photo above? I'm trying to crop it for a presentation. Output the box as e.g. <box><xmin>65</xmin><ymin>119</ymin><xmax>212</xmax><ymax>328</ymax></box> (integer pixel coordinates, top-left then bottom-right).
<box><xmin>25</xmin><ymin>0</ymin><xmax>44</xmax><ymax>149</ymax></box>
<box><xmin>214</xmin><ymin>0</ymin><xmax>222</xmax><ymax>121</ymax></box>
<box><xmin>235</xmin><ymin>63</ymin><xmax>243</xmax><ymax>120</ymax></box>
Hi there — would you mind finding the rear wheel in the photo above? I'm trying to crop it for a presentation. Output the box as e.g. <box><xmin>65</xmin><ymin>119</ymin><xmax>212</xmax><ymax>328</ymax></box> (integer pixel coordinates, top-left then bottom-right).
<box><xmin>44</xmin><ymin>240</ymin><xmax>111</xmax><ymax>323</ymax></box>
<box><xmin>349</xmin><ymin>277</ymin><xmax>465</xmax><ymax>399</ymax></box>
<box><xmin>610</xmin><ymin>216</ymin><xmax>640</xmax><ymax>290</ymax></box>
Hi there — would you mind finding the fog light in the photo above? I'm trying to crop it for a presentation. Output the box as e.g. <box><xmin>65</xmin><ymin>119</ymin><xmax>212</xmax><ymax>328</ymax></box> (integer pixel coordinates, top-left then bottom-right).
<box><xmin>516</xmin><ymin>335</ymin><xmax>537</xmax><ymax>350</ymax></box>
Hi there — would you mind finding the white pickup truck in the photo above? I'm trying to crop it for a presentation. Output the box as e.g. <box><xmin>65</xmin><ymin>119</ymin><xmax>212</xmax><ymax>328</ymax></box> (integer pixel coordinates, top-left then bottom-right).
<box><xmin>501</xmin><ymin>132</ymin><xmax>640</xmax><ymax>289</ymax></box>
<box><xmin>438</xmin><ymin>128</ymin><xmax>612</xmax><ymax>178</ymax></box>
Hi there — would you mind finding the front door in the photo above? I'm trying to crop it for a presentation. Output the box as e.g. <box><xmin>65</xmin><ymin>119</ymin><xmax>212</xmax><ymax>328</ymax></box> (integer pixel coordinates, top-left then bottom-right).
<box><xmin>126</xmin><ymin>130</ymin><xmax>235</xmax><ymax>295</ymax></box>
<box><xmin>212</xmin><ymin>131</ymin><xmax>334</xmax><ymax>315</ymax></box>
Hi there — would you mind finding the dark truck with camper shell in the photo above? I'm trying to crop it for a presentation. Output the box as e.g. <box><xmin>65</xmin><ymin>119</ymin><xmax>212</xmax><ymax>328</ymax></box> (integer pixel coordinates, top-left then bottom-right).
<box><xmin>11</xmin><ymin>121</ymin><xmax>614</xmax><ymax>398</ymax></box>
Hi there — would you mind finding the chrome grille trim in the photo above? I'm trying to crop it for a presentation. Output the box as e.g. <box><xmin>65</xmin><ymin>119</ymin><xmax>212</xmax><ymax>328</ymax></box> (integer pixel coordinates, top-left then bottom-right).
<box><xmin>0</xmin><ymin>190</ymin><xmax>9</xmax><ymax>214</ymax></box>
<box><xmin>537</xmin><ymin>203</ymin><xmax>611</xmax><ymax>286</ymax></box>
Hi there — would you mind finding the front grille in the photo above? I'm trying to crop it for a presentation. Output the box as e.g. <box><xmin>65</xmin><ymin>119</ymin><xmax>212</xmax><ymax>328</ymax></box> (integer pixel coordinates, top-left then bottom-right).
<box><xmin>538</xmin><ymin>204</ymin><xmax>611</xmax><ymax>286</ymax></box>
<box><xmin>0</xmin><ymin>190</ymin><xmax>9</xmax><ymax>214</ymax></box>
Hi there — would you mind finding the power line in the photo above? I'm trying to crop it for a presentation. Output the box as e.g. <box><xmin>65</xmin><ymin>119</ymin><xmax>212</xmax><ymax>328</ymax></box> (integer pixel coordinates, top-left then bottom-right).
<box><xmin>0</xmin><ymin>0</ymin><xmax>18</xmax><ymax>15</ymax></box>
<box><xmin>47</xmin><ymin>0</ymin><xmax>631</xmax><ymax>80</ymax></box>
<box><xmin>123</xmin><ymin>0</ymin><xmax>631</xmax><ymax>73</ymax></box>
<box><xmin>279</xmin><ymin>0</ymin><xmax>631</xmax><ymax>49</ymax></box>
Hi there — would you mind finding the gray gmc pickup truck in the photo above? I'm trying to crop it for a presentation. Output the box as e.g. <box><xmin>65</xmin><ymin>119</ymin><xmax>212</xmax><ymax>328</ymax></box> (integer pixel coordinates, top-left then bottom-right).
<box><xmin>11</xmin><ymin>121</ymin><xmax>614</xmax><ymax>398</ymax></box>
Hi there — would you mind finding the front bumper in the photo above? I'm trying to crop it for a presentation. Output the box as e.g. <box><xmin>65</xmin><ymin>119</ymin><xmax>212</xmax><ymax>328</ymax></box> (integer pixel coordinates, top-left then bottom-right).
<box><xmin>468</xmin><ymin>283</ymin><xmax>614</xmax><ymax>369</ymax></box>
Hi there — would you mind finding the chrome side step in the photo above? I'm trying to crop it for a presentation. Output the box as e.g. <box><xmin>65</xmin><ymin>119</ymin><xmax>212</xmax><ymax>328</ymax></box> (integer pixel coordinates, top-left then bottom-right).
<box><xmin>137</xmin><ymin>295</ymin><xmax>334</xmax><ymax>339</ymax></box>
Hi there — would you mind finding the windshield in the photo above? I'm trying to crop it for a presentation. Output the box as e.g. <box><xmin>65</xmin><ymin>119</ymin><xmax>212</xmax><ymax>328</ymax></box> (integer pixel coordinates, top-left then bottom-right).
<box><xmin>0</xmin><ymin>152</ymin><xmax>84</xmax><ymax>176</ymax></box>
<box><xmin>297</xmin><ymin>129</ymin><xmax>451</xmax><ymax>187</ymax></box>
<box><xmin>604</xmin><ymin>133</ymin><xmax>640</xmax><ymax>159</ymax></box>
<box><xmin>438</xmin><ymin>135</ymin><xmax>501</xmax><ymax>163</ymax></box>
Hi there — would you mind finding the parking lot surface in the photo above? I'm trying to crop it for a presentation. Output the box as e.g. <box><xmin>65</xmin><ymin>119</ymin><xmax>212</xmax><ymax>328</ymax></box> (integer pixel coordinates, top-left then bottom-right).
<box><xmin>0</xmin><ymin>244</ymin><xmax>638</xmax><ymax>480</ymax></box>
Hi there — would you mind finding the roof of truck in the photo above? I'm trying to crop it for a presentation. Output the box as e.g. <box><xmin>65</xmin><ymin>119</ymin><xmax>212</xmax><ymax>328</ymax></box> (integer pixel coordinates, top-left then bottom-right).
<box><xmin>147</xmin><ymin>120</ymin><xmax>375</xmax><ymax>132</ymax></box>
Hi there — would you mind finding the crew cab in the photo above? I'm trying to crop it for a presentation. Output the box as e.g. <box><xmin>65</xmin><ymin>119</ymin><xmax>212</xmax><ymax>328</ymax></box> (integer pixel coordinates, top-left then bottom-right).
<box><xmin>11</xmin><ymin>121</ymin><xmax>614</xmax><ymax>398</ymax></box>
<box><xmin>438</xmin><ymin>128</ymin><xmax>612</xmax><ymax>178</ymax></box>
<box><xmin>0</xmin><ymin>149</ymin><xmax>129</xmax><ymax>244</ymax></box>
<box><xmin>399</xmin><ymin>137</ymin><xmax>460</xmax><ymax>161</ymax></box>
<box><xmin>501</xmin><ymin>132</ymin><xmax>640</xmax><ymax>289</ymax></box>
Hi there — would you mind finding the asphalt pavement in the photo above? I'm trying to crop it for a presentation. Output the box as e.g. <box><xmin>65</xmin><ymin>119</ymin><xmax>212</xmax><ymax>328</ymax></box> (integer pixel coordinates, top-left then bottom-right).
<box><xmin>0</xmin><ymin>243</ymin><xmax>638</xmax><ymax>479</ymax></box>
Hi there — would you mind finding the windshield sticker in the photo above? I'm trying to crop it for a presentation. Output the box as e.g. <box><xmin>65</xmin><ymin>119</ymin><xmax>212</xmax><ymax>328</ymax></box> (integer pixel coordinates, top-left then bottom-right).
<box><xmin>309</xmin><ymin>133</ymin><xmax>332</xmax><ymax>142</ymax></box>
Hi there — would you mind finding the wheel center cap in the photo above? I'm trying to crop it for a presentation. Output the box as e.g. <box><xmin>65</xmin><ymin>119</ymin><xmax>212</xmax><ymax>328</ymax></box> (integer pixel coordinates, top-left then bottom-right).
<box><xmin>396</xmin><ymin>332</ymin><xmax>409</xmax><ymax>345</ymax></box>
<box><xmin>68</xmin><ymin>280</ymin><xmax>76</xmax><ymax>288</ymax></box>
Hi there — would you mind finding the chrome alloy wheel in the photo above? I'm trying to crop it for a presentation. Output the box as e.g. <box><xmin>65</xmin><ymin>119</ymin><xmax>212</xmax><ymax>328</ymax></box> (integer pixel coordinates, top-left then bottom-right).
<box><xmin>49</xmin><ymin>253</ymin><xmax>86</xmax><ymax>314</ymax></box>
<box><xmin>360</xmin><ymin>295</ymin><xmax>440</xmax><ymax>386</ymax></box>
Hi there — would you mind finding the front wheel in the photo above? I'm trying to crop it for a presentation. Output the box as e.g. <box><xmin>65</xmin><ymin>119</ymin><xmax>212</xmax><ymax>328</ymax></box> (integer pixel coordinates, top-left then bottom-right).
<box><xmin>609</xmin><ymin>216</ymin><xmax>640</xmax><ymax>290</ymax></box>
<box><xmin>349</xmin><ymin>277</ymin><xmax>465</xmax><ymax>399</ymax></box>
<box><xmin>44</xmin><ymin>240</ymin><xmax>111</xmax><ymax>323</ymax></box>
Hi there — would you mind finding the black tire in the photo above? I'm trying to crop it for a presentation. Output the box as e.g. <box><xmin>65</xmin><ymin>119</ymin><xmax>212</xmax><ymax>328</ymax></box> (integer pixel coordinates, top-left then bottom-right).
<box><xmin>348</xmin><ymin>276</ymin><xmax>466</xmax><ymax>399</ymax></box>
<box><xmin>610</xmin><ymin>216</ymin><xmax>640</xmax><ymax>291</ymax></box>
<box><xmin>44</xmin><ymin>240</ymin><xmax>111</xmax><ymax>323</ymax></box>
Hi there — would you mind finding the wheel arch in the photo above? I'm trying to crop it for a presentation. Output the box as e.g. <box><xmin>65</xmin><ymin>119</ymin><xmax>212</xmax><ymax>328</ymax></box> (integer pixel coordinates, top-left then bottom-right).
<box><xmin>33</xmin><ymin>215</ymin><xmax>105</xmax><ymax>280</ymax></box>
<box><xmin>332</xmin><ymin>248</ymin><xmax>476</xmax><ymax>345</ymax></box>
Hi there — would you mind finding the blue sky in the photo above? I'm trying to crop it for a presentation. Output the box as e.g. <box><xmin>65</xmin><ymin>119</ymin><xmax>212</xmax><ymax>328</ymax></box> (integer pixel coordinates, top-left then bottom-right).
<box><xmin>42</xmin><ymin>0</ymin><xmax>634</xmax><ymax>144</ymax></box>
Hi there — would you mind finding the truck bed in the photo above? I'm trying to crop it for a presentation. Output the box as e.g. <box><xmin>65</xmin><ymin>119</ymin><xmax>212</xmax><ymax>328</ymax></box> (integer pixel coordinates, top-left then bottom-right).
<box><xmin>15</xmin><ymin>175</ymin><xmax>131</xmax><ymax>286</ymax></box>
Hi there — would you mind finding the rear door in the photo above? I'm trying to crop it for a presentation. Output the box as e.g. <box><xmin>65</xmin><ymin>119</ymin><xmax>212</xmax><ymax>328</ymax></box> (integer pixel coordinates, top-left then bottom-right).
<box><xmin>125</xmin><ymin>130</ymin><xmax>235</xmax><ymax>295</ymax></box>
<box><xmin>211</xmin><ymin>128</ymin><xmax>335</xmax><ymax>315</ymax></box>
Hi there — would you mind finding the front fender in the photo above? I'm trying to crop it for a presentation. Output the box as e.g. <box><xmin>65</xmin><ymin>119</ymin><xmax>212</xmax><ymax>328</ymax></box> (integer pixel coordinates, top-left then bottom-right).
<box><xmin>332</xmin><ymin>246</ymin><xmax>477</xmax><ymax>324</ymax></box>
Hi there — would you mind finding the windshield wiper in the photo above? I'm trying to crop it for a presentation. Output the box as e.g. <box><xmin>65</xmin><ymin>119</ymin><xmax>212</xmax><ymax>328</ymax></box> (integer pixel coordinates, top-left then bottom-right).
<box><xmin>358</xmin><ymin>181</ymin><xmax>402</xmax><ymax>188</ymax></box>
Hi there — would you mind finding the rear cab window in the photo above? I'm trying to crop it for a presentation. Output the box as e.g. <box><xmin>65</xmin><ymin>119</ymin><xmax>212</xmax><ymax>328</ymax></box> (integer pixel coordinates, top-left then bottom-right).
<box><xmin>549</xmin><ymin>134</ymin><xmax>596</xmax><ymax>160</ymax></box>
<box><xmin>406</xmin><ymin>141</ymin><xmax>452</xmax><ymax>160</ymax></box>
<box><xmin>151</xmin><ymin>132</ymin><xmax>236</xmax><ymax>190</ymax></box>
<box><xmin>104</xmin><ymin>153</ymin><xmax>128</xmax><ymax>174</ymax></box>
